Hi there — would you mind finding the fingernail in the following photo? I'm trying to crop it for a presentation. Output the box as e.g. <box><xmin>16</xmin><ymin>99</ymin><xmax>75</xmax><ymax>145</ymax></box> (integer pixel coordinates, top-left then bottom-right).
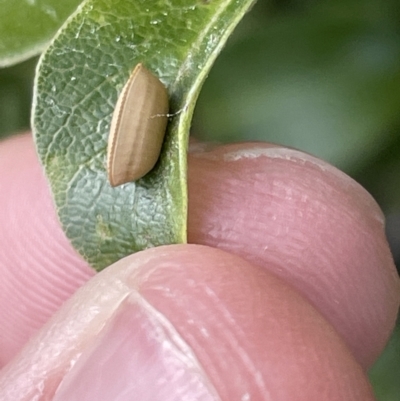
<box><xmin>53</xmin><ymin>295</ymin><xmax>219</xmax><ymax>401</ymax></box>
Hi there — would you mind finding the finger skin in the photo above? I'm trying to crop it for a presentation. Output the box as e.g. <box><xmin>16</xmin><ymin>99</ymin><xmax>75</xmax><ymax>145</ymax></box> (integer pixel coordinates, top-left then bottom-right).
<box><xmin>0</xmin><ymin>245</ymin><xmax>376</xmax><ymax>401</ymax></box>
<box><xmin>0</xmin><ymin>134</ymin><xmax>399</xmax><ymax>370</ymax></box>
<box><xmin>0</xmin><ymin>134</ymin><xmax>95</xmax><ymax>366</ymax></box>
<box><xmin>188</xmin><ymin>142</ymin><xmax>400</xmax><ymax>368</ymax></box>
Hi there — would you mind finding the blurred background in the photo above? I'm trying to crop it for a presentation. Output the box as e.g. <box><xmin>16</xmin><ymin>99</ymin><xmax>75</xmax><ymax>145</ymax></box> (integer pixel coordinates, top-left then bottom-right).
<box><xmin>0</xmin><ymin>0</ymin><xmax>399</xmax><ymax>399</ymax></box>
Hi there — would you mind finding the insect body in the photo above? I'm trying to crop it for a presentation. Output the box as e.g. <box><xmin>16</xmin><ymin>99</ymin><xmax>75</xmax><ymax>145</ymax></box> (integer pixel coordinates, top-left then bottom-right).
<box><xmin>107</xmin><ymin>63</ymin><xmax>169</xmax><ymax>187</ymax></box>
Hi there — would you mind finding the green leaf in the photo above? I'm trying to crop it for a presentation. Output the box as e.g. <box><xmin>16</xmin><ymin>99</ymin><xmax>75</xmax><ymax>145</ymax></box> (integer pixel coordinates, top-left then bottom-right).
<box><xmin>369</xmin><ymin>316</ymin><xmax>400</xmax><ymax>401</ymax></box>
<box><xmin>0</xmin><ymin>57</ymin><xmax>37</xmax><ymax>137</ymax></box>
<box><xmin>0</xmin><ymin>0</ymin><xmax>83</xmax><ymax>67</ymax></box>
<box><xmin>32</xmin><ymin>0</ymin><xmax>256</xmax><ymax>270</ymax></box>
<box><xmin>194</xmin><ymin>0</ymin><xmax>400</xmax><ymax>173</ymax></box>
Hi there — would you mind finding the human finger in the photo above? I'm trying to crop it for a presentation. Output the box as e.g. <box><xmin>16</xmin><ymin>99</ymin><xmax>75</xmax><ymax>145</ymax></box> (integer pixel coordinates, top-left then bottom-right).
<box><xmin>0</xmin><ymin>135</ymin><xmax>398</xmax><ymax>370</ymax></box>
<box><xmin>0</xmin><ymin>245</ymin><xmax>375</xmax><ymax>401</ymax></box>
<box><xmin>188</xmin><ymin>142</ymin><xmax>400</xmax><ymax>368</ymax></box>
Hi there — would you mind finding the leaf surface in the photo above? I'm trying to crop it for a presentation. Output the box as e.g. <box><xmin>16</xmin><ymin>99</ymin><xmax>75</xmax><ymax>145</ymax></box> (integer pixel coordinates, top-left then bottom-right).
<box><xmin>33</xmin><ymin>0</ymin><xmax>256</xmax><ymax>270</ymax></box>
<box><xmin>0</xmin><ymin>0</ymin><xmax>82</xmax><ymax>66</ymax></box>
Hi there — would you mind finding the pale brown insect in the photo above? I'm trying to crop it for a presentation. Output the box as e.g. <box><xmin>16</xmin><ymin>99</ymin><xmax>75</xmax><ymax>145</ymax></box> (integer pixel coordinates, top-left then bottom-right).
<box><xmin>107</xmin><ymin>63</ymin><xmax>169</xmax><ymax>187</ymax></box>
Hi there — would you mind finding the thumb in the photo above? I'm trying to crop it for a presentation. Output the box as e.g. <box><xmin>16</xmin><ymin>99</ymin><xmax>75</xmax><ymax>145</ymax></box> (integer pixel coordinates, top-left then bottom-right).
<box><xmin>1</xmin><ymin>245</ymin><xmax>374</xmax><ymax>401</ymax></box>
